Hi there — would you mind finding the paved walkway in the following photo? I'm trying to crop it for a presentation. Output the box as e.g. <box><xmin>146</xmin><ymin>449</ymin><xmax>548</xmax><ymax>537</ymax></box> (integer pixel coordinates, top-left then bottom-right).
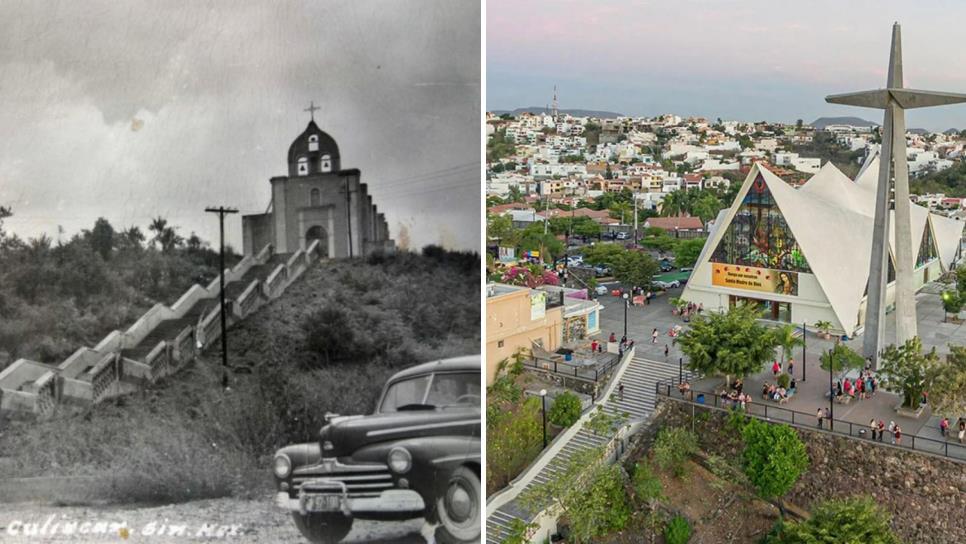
<box><xmin>484</xmin><ymin>352</ymin><xmax>686</xmax><ymax>543</ymax></box>
<box><xmin>598</xmin><ymin>286</ymin><xmax>966</xmax><ymax>458</ymax></box>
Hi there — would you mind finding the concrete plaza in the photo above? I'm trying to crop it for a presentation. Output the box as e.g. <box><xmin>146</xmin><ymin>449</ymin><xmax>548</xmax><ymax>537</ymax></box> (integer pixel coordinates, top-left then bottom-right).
<box><xmin>595</xmin><ymin>285</ymin><xmax>966</xmax><ymax>459</ymax></box>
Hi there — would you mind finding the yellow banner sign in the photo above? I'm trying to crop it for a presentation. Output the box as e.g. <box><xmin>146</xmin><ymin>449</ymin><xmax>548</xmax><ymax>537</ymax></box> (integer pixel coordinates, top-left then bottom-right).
<box><xmin>712</xmin><ymin>264</ymin><xmax>798</xmax><ymax>296</ymax></box>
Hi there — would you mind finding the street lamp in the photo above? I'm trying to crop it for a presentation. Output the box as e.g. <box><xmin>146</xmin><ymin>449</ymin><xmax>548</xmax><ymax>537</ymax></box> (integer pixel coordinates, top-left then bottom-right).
<box><xmin>827</xmin><ymin>347</ymin><xmax>834</xmax><ymax>432</ymax></box>
<box><xmin>540</xmin><ymin>389</ymin><xmax>548</xmax><ymax>448</ymax></box>
<box><xmin>802</xmin><ymin>320</ymin><xmax>807</xmax><ymax>382</ymax></box>
<box><xmin>622</xmin><ymin>292</ymin><xmax>629</xmax><ymax>340</ymax></box>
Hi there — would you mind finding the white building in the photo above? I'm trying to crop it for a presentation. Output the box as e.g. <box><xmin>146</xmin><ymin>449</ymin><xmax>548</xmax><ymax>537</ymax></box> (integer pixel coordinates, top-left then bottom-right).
<box><xmin>681</xmin><ymin>158</ymin><xmax>963</xmax><ymax>335</ymax></box>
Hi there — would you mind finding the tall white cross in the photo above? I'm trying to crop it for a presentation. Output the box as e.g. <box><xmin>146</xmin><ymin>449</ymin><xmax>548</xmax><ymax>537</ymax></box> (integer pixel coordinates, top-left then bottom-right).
<box><xmin>826</xmin><ymin>23</ymin><xmax>966</xmax><ymax>365</ymax></box>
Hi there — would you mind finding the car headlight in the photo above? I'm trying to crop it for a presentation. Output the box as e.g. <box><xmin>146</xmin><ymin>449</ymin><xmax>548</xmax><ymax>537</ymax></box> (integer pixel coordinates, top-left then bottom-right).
<box><xmin>273</xmin><ymin>454</ymin><xmax>292</xmax><ymax>479</ymax></box>
<box><xmin>388</xmin><ymin>447</ymin><xmax>412</xmax><ymax>474</ymax></box>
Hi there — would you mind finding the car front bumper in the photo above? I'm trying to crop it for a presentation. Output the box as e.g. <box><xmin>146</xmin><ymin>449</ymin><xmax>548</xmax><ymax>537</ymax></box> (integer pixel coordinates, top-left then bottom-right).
<box><xmin>276</xmin><ymin>487</ymin><xmax>425</xmax><ymax>515</ymax></box>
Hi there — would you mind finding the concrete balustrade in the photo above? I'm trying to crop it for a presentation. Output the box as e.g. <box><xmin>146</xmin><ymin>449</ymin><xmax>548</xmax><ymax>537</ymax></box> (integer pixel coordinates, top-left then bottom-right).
<box><xmin>0</xmin><ymin>242</ymin><xmax>327</xmax><ymax>418</ymax></box>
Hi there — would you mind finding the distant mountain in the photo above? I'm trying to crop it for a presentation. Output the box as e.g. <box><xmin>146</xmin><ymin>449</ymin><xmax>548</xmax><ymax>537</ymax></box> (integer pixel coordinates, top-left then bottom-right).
<box><xmin>907</xmin><ymin>128</ymin><xmax>930</xmax><ymax>135</ymax></box>
<box><xmin>944</xmin><ymin>128</ymin><xmax>964</xmax><ymax>136</ymax></box>
<box><xmin>490</xmin><ymin>107</ymin><xmax>623</xmax><ymax>119</ymax></box>
<box><xmin>811</xmin><ymin>116</ymin><xmax>879</xmax><ymax>129</ymax></box>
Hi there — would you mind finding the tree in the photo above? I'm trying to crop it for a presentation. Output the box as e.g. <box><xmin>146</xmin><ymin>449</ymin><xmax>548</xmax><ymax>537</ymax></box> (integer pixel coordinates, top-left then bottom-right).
<box><xmin>519</xmin><ymin>447</ymin><xmax>630</xmax><ymax>543</ymax></box>
<box><xmin>501</xmin><ymin>264</ymin><xmax>559</xmax><ymax>288</ymax></box>
<box><xmin>819</xmin><ymin>343</ymin><xmax>864</xmax><ymax>373</ymax></box>
<box><xmin>652</xmin><ymin>427</ymin><xmax>697</xmax><ymax>478</ymax></box>
<box><xmin>740</xmin><ymin>419</ymin><xmax>808</xmax><ymax>512</ymax></box>
<box><xmin>572</xmin><ymin>218</ymin><xmax>601</xmax><ymax>239</ymax></box>
<box><xmin>929</xmin><ymin>344</ymin><xmax>966</xmax><ymax>417</ymax></box>
<box><xmin>878</xmin><ymin>336</ymin><xmax>943</xmax><ymax>409</ymax></box>
<box><xmin>507</xmin><ymin>185</ymin><xmax>524</xmax><ymax>203</ymax></box>
<box><xmin>691</xmin><ymin>192</ymin><xmax>722</xmax><ymax>223</ymax></box>
<box><xmin>148</xmin><ymin>216</ymin><xmax>168</xmax><ymax>249</ymax></box>
<box><xmin>776</xmin><ymin>496</ymin><xmax>901</xmax><ymax>544</ymax></box>
<box><xmin>678</xmin><ymin>302</ymin><xmax>780</xmax><ymax>384</ymax></box>
<box><xmin>795</xmin><ymin>119</ymin><xmax>804</xmax><ymax>129</ymax></box>
<box><xmin>89</xmin><ymin>217</ymin><xmax>114</xmax><ymax>260</ymax></box>
<box><xmin>487</xmin><ymin>214</ymin><xmax>515</xmax><ymax>243</ymax></box>
<box><xmin>772</xmin><ymin>324</ymin><xmax>805</xmax><ymax>366</ymax></box>
<box><xmin>672</xmin><ymin>237</ymin><xmax>706</xmax><ymax>268</ymax></box>
<box><xmin>548</xmin><ymin>392</ymin><xmax>582</xmax><ymax>427</ymax></box>
<box><xmin>581</xmin><ymin>243</ymin><xmax>626</xmax><ymax>268</ymax></box>
<box><xmin>612</xmin><ymin>251</ymin><xmax>658</xmax><ymax>290</ymax></box>
<box><xmin>487</xmin><ymin>395</ymin><xmax>544</xmax><ymax>492</ymax></box>
<box><xmin>941</xmin><ymin>289</ymin><xmax>963</xmax><ymax>322</ymax></box>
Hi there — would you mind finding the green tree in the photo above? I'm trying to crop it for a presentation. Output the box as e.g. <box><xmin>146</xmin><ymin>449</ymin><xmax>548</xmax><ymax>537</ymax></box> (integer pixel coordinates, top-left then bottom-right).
<box><xmin>487</xmin><ymin>395</ymin><xmax>543</xmax><ymax>493</ymax></box>
<box><xmin>740</xmin><ymin>419</ymin><xmax>808</xmax><ymax>512</ymax></box>
<box><xmin>691</xmin><ymin>192</ymin><xmax>722</xmax><ymax>223</ymax></box>
<box><xmin>631</xmin><ymin>461</ymin><xmax>663</xmax><ymax>507</ymax></box>
<box><xmin>672</xmin><ymin>237</ymin><xmax>706</xmax><ymax>268</ymax></box>
<box><xmin>929</xmin><ymin>344</ymin><xmax>966</xmax><ymax>417</ymax></box>
<box><xmin>89</xmin><ymin>217</ymin><xmax>114</xmax><ymax>260</ymax></box>
<box><xmin>772</xmin><ymin>323</ymin><xmax>805</xmax><ymax>366</ymax></box>
<box><xmin>548</xmin><ymin>391</ymin><xmax>582</xmax><ymax>427</ymax></box>
<box><xmin>958</xmin><ymin>265</ymin><xmax>966</xmax><ymax>293</ymax></box>
<box><xmin>519</xmin><ymin>447</ymin><xmax>630</xmax><ymax>543</ymax></box>
<box><xmin>777</xmin><ymin>496</ymin><xmax>901</xmax><ymax>544</ymax></box>
<box><xmin>678</xmin><ymin>302</ymin><xmax>780</xmax><ymax>385</ymax></box>
<box><xmin>641</xmin><ymin>231</ymin><xmax>678</xmax><ymax>253</ymax></box>
<box><xmin>879</xmin><ymin>336</ymin><xmax>943</xmax><ymax>409</ymax></box>
<box><xmin>941</xmin><ymin>289</ymin><xmax>963</xmax><ymax>322</ymax></box>
<box><xmin>612</xmin><ymin>251</ymin><xmax>658</xmax><ymax>289</ymax></box>
<box><xmin>652</xmin><ymin>427</ymin><xmax>698</xmax><ymax>478</ymax></box>
<box><xmin>487</xmin><ymin>214</ymin><xmax>516</xmax><ymax>243</ymax></box>
<box><xmin>819</xmin><ymin>343</ymin><xmax>865</xmax><ymax>374</ymax></box>
<box><xmin>581</xmin><ymin>243</ymin><xmax>626</xmax><ymax>268</ymax></box>
<box><xmin>507</xmin><ymin>185</ymin><xmax>524</xmax><ymax>203</ymax></box>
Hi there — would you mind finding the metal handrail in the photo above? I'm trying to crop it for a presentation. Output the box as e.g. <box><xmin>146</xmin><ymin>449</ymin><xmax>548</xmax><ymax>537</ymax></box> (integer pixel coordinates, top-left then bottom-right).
<box><xmin>654</xmin><ymin>376</ymin><xmax>966</xmax><ymax>463</ymax></box>
<box><xmin>524</xmin><ymin>352</ymin><xmax>621</xmax><ymax>383</ymax></box>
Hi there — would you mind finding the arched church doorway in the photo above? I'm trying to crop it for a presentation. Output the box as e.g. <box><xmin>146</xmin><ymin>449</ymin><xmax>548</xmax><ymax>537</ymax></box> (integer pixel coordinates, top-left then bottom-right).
<box><xmin>306</xmin><ymin>225</ymin><xmax>328</xmax><ymax>256</ymax></box>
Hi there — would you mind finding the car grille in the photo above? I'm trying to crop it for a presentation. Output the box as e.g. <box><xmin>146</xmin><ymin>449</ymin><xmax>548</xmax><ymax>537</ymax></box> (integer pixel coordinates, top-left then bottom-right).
<box><xmin>291</xmin><ymin>468</ymin><xmax>394</xmax><ymax>498</ymax></box>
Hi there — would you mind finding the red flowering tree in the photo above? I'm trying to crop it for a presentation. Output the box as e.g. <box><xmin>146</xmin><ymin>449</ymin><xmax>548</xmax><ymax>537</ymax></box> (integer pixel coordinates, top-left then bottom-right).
<box><xmin>501</xmin><ymin>264</ymin><xmax>560</xmax><ymax>288</ymax></box>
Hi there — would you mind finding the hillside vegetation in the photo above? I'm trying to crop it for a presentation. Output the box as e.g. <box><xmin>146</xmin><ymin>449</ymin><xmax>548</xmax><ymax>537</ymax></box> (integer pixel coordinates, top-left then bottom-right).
<box><xmin>0</xmin><ymin>247</ymin><xmax>480</xmax><ymax>505</ymax></box>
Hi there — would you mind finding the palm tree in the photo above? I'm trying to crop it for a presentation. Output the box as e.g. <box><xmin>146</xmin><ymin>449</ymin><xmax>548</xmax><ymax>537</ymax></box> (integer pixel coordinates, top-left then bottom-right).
<box><xmin>148</xmin><ymin>216</ymin><xmax>168</xmax><ymax>249</ymax></box>
<box><xmin>660</xmin><ymin>190</ymin><xmax>684</xmax><ymax>217</ymax></box>
<box><xmin>773</xmin><ymin>324</ymin><xmax>805</xmax><ymax>366</ymax></box>
<box><xmin>507</xmin><ymin>185</ymin><xmax>524</xmax><ymax>203</ymax></box>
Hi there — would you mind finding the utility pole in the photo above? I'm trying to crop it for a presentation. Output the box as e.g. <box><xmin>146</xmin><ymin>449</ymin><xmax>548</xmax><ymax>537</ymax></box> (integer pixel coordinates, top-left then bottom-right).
<box><xmin>633</xmin><ymin>193</ymin><xmax>639</xmax><ymax>245</ymax></box>
<box><xmin>205</xmin><ymin>206</ymin><xmax>238</xmax><ymax>389</ymax></box>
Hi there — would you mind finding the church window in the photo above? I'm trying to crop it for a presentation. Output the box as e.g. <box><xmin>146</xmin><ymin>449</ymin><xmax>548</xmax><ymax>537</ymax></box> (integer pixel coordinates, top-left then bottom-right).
<box><xmin>298</xmin><ymin>157</ymin><xmax>309</xmax><ymax>176</ymax></box>
<box><xmin>916</xmin><ymin>223</ymin><xmax>938</xmax><ymax>267</ymax></box>
<box><xmin>321</xmin><ymin>154</ymin><xmax>332</xmax><ymax>173</ymax></box>
<box><xmin>310</xmin><ymin>188</ymin><xmax>321</xmax><ymax>206</ymax></box>
<box><xmin>710</xmin><ymin>173</ymin><xmax>812</xmax><ymax>273</ymax></box>
<box><xmin>308</xmin><ymin>134</ymin><xmax>319</xmax><ymax>152</ymax></box>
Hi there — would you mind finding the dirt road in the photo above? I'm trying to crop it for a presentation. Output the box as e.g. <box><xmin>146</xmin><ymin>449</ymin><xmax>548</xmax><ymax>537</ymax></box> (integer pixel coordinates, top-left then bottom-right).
<box><xmin>0</xmin><ymin>495</ymin><xmax>428</xmax><ymax>543</ymax></box>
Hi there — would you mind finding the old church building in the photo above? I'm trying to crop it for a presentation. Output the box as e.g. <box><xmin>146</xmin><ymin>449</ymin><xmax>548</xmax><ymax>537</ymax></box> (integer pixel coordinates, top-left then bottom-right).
<box><xmin>242</xmin><ymin>113</ymin><xmax>393</xmax><ymax>257</ymax></box>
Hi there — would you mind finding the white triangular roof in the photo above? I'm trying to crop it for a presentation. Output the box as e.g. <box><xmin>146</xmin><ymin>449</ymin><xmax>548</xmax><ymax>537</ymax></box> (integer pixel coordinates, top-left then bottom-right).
<box><xmin>688</xmin><ymin>158</ymin><xmax>962</xmax><ymax>333</ymax></box>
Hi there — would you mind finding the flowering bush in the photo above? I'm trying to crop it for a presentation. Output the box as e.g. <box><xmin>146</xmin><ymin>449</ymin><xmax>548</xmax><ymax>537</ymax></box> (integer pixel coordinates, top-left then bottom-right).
<box><xmin>501</xmin><ymin>264</ymin><xmax>560</xmax><ymax>288</ymax></box>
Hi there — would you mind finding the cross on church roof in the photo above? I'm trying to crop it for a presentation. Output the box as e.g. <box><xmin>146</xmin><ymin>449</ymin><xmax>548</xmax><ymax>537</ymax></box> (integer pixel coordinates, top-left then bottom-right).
<box><xmin>304</xmin><ymin>100</ymin><xmax>320</xmax><ymax>121</ymax></box>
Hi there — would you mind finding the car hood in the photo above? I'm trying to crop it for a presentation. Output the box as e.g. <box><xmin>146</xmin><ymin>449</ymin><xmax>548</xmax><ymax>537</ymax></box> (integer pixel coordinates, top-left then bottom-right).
<box><xmin>320</xmin><ymin>408</ymin><xmax>480</xmax><ymax>458</ymax></box>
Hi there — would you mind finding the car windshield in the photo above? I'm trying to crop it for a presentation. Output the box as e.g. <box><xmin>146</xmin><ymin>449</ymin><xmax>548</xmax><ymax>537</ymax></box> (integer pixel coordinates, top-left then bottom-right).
<box><xmin>379</xmin><ymin>372</ymin><xmax>480</xmax><ymax>413</ymax></box>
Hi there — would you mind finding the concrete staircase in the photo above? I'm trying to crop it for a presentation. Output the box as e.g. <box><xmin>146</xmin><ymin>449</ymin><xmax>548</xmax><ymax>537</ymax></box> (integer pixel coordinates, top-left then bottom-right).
<box><xmin>485</xmin><ymin>354</ymin><xmax>688</xmax><ymax>544</ymax></box>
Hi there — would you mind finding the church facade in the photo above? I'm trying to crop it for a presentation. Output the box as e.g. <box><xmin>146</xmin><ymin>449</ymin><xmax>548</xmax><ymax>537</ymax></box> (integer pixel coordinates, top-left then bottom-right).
<box><xmin>242</xmin><ymin>119</ymin><xmax>393</xmax><ymax>257</ymax></box>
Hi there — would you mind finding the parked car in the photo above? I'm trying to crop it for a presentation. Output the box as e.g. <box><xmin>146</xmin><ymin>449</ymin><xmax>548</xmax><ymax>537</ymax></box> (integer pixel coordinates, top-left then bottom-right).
<box><xmin>653</xmin><ymin>279</ymin><xmax>681</xmax><ymax>290</ymax></box>
<box><xmin>273</xmin><ymin>356</ymin><xmax>481</xmax><ymax>543</ymax></box>
<box><xmin>594</xmin><ymin>264</ymin><xmax>611</xmax><ymax>277</ymax></box>
<box><xmin>659</xmin><ymin>261</ymin><xmax>674</xmax><ymax>272</ymax></box>
<box><xmin>615</xmin><ymin>231</ymin><xmax>630</xmax><ymax>240</ymax></box>
<box><xmin>595</xmin><ymin>285</ymin><xmax>608</xmax><ymax>296</ymax></box>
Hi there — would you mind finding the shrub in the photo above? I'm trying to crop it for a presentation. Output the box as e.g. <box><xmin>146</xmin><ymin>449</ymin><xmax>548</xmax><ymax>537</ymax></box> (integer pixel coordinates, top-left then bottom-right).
<box><xmin>548</xmin><ymin>392</ymin><xmax>582</xmax><ymax>427</ymax></box>
<box><xmin>652</xmin><ymin>427</ymin><xmax>698</xmax><ymax>478</ymax></box>
<box><xmin>664</xmin><ymin>515</ymin><xmax>692</xmax><ymax>544</ymax></box>
<box><xmin>568</xmin><ymin>463</ymin><xmax>631</xmax><ymax>539</ymax></box>
<box><xmin>777</xmin><ymin>496</ymin><xmax>900</xmax><ymax>543</ymax></box>
<box><xmin>777</xmin><ymin>372</ymin><xmax>791</xmax><ymax>389</ymax></box>
<box><xmin>632</xmin><ymin>461</ymin><xmax>663</xmax><ymax>506</ymax></box>
<box><xmin>741</xmin><ymin>419</ymin><xmax>809</xmax><ymax>502</ymax></box>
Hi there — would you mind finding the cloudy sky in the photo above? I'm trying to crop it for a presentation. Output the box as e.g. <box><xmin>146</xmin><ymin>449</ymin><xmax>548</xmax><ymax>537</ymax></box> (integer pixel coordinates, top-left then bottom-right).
<box><xmin>488</xmin><ymin>0</ymin><xmax>966</xmax><ymax>131</ymax></box>
<box><xmin>0</xmin><ymin>0</ymin><xmax>480</xmax><ymax>251</ymax></box>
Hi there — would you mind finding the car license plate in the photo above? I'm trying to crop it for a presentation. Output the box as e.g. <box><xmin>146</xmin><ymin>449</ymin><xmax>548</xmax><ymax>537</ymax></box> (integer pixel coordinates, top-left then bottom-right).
<box><xmin>304</xmin><ymin>494</ymin><xmax>342</xmax><ymax>512</ymax></box>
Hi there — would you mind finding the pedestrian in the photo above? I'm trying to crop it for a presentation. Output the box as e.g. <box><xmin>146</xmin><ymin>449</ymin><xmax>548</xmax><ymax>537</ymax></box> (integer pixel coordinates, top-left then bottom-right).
<box><xmin>698</xmin><ymin>302</ymin><xmax>703</xmax><ymax>314</ymax></box>
<box><xmin>894</xmin><ymin>425</ymin><xmax>902</xmax><ymax>446</ymax></box>
<box><xmin>959</xmin><ymin>420</ymin><xmax>965</xmax><ymax>444</ymax></box>
<box><xmin>664</xmin><ymin>344</ymin><xmax>669</xmax><ymax>358</ymax></box>
<box><xmin>787</xmin><ymin>358</ymin><xmax>794</xmax><ymax>378</ymax></box>
<box><xmin>772</xmin><ymin>360</ymin><xmax>780</xmax><ymax>376</ymax></box>
<box><xmin>940</xmin><ymin>417</ymin><xmax>950</xmax><ymax>438</ymax></box>
<box><xmin>618</xmin><ymin>381</ymin><xmax>625</xmax><ymax>401</ymax></box>
<box><xmin>817</xmin><ymin>408</ymin><xmax>824</xmax><ymax>429</ymax></box>
<box><xmin>870</xmin><ymin>376</ymin><xmax>877</xmax><ymax>396</ymax></box>
<box><xmin>878</xmin><ymin>420</ymin><xmax>885</xmax><ymax>442</ymax></box>
<box><xmin>888</xmin><ymin>420</ymin><xmax>896</xmax><ymax>444</ymax></box>
<box><xmin>870</xmin><ymin>419</ymin><xmax>878</xmax><ymax>441</ymax></box>
<box><xmin>609</xmin><ymin>332</ymin><xmax>617</xmax><ymax>343</ymax></box>
<box><xmin>651</xmin><ymin>328</ymin><xmax>658</xmax><ymax>344</ymax></box>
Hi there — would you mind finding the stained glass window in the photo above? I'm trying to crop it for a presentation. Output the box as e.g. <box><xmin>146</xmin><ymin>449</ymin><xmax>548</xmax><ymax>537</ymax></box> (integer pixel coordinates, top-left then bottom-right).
<box><xmin>916</xmin><ymin>223</ymin><xmax>937</xmax><ymax>268</ymax></box>
<box><xmin>711</xmin><ymin>174</ymin><xmax>812</xmax><ymax>273</ymax></box>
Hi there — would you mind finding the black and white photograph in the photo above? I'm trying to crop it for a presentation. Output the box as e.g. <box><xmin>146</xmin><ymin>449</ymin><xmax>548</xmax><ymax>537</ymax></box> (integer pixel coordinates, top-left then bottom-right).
<box><xmin>0</xmin><ymin>1</ymin><xmax>481</xmax><ymax>543</ymax></box>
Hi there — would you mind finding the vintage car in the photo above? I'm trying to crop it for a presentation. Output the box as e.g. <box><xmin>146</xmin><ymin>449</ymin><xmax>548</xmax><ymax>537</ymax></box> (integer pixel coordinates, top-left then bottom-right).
<box><xmin>273</xmin><ymin>355</ymin><xmax>481</xmax><ymax>543</ymax></box>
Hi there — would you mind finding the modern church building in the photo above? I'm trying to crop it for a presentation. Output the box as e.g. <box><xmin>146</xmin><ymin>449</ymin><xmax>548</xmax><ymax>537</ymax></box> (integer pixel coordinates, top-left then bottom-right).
<box><xmin>680</xmin><ymin>152</ymin><xmax>964</xmax><ymax>336</ymax></box>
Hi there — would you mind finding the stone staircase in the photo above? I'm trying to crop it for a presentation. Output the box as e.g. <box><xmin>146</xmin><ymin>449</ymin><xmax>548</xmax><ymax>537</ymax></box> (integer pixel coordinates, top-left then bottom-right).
<box><xmin>485</xmin><ymin>354</ymin><xmax>688</xmax><ymax>544</ymax></box>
